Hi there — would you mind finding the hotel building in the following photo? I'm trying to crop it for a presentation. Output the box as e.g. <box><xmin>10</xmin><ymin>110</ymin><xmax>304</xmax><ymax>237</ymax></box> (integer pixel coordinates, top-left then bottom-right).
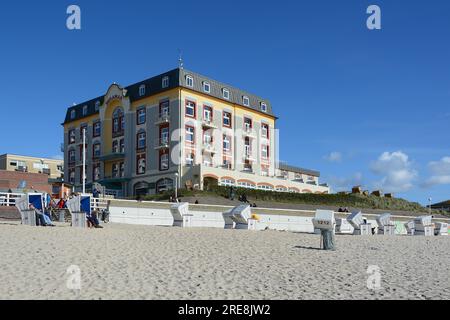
<box><xmin>62</xmin><ymin>68</ymin><xmax>329</xmax><ymax>197</ymax></box>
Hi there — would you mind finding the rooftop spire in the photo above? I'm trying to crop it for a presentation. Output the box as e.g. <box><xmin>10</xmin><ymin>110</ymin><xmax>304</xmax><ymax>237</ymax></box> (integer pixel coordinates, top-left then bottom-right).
<box><xmin>178</xmin><ymin>49</ymin><xmax>184</xmax><ymax>69</ymax></box>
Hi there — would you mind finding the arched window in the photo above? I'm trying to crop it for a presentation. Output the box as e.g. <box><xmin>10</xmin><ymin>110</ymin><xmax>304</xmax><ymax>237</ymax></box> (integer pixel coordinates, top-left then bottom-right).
<box><xmin>156</xmin><ymin>178</ymin><xmax>173</xmax><ymax>193</ymax></box>
<box><xmin>112</xmin><ymin>108</ymin><xmax>124</xmax><ymax>135</ymax></box>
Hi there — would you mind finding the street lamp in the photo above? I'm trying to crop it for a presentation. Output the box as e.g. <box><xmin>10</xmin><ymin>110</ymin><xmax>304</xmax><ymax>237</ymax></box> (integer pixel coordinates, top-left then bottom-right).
<box><xmin>174</xmin><ymin>172</ymin><xmax>179</xmax><ymax>202</ymax></box>
<box><xmin>428</xmin><ymin>197</ymin><xmax>432</xmax><ymax>215</ymax></box>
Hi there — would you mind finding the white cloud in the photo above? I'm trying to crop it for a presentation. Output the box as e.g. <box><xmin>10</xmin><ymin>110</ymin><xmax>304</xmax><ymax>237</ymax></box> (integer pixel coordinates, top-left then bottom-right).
<box><xmin>324</xmin><ymin>151</ymin><xmax>342</xmax><ymax>163</ymax></box>
<box><xmin>327</xmin><ymin>172</ymin><xmax>363</xmax><ymax>192</ymax></box>
<box><xmin>370</xmin><ymin>151</ymin><xmax>417</xmax><ymax>193</ymax></box>
<box><xmin>423</xmin><ymin>157</ymin><xmax>450</xmax><ymax>187</ymax></box>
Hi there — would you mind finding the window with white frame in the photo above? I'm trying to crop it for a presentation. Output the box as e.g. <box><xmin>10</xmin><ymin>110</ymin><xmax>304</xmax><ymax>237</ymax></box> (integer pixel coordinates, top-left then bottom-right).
<box><xmin>68</xmin><ymin>149</ymin><xmax>76</xmax><ymax>163</ymax></box>
<box><xmin>112</xmin><ymin>163</ymin><xmax>119</xmax><ymax>178</ymax></box>
<box><xmin>258</xmin><ymin>184</ymin><xmax>273</xmax><ymax>191</ymax></box>
<box><xmin>203</xmin><ymin>105</ymin><xmax>212</xmax><ymax>121</ymax></box>
<box><xmin>222</xmin><ymin>88</ymin><xmax>230</xmax><ymax>100</ymax></box>
<box><xmin>276</xmin><ymin>186</ymin><xmax>287</xmax><ymax>192</ymax></box>
<box><xmin>139</xmin><ymin>85</ymin><xmax>146</xmax><ymax>96</ymax></box>
<box><xmin>137</xmin><ymin>107</ymin><xmax>146</xmax><ymax>125</ymax></box>
<box><xmin>260</xmin><ymin>102</ymin><xmax>267</xmax><ymax>112</ymax></box>
<box><xmin>186</xmin><ymin>152</ymin><xmax>195</xmax><ymax>166</ymax></box>
<box><xmin>82</xmin><ymin>105</ymin><xmax>88</xmax><ymax>116</ymax></box>
<box><xmin>243</xmin><ymin>96</ymin><xmax>250</xmax><ymax>106</ymax></box>
<box><xmin>93</xmin><ymin>121</ymin><xmax>101</xmax><ymax>137</ymax></box>
<box><xmin>262</xmin><ymin>145</ymin><xmax>269</xmax><ymax>159</ymax></box>
<box><xmin>237</xmin><ymin>181</ymin><xmax>256</xmax><ymax>189</ymax></box>
<box><xmin>261</xmin><ymin>123</ymin><xmax>269</xmax><ymax>138</ymax></box>
<box><xmin>261</xmin><ymin>165</ymin><xmax>269</xmax><ymax>176</ymax></box>
<box><xmin>70</xmin><ymin>109</ymin><xmax>76</xmax><ymax>119</ymax></box>
<box><xmin>162</xmin><ymin>76</ymin><xmax>169</xmax><ymax>88</ymax></box>
<box><xmin>223</xmin><ymin>135</ymin><xmax>231</xmax><ymax>152</ymax></box>
<box><xmin>160</xmin><ymin>151</ymin><xmax>169</xmax><ymax>171</ymax></box>
<box><xmin>69</xmin><ymin>169</ymin><xmax>75</xmax><ymax>184</ymax></box>
<box><xmin>203</xmin><ymin>82</ymin><xmax>211</xmax><ymax>93</ymax></box>
<box><xmin>137</xmin><ymin>155</ymin><xmax>146</xmax><ymax>175</ymax></box>
<box><xmin>223</xmin><ymin>112</ymin><xmax>231</xmax><ymax>127</ymax></box>
<box><xmin>93</xmin><ymin>165</ymin><xmax>100</xmax><ymax>181</ymax></box>
<box><xmin>185</xmin><ymin>100</ymin><xmax>195</xmax><ymax>117</ymax></box>
<box><xmin>289</xmin><ymin>188</ymin><xmax>299</xmax><ymax>193</ymax></box>
<box><xmin>160</xmin><ymin>126</ymin><xmax>169</xmax><ymax>144</ymax></box>
<box><xmin>220</xmin><ymin>178</ymin><xmax>235</xmax><ymax>187</ymax></box>
<box><xmin>93</xmin><ymin>143</ymin><xmax>101</xmax><ymax>158</ymax></box>
<box><xmin>137</xmin><ymin>131</ymin><xmax>146</xmax><ymax>150</ymax></box>
<box><xmin>68</xmin><ymin>129</ymin><xmax>76</xmax><ymax>144</ymax></box>
<box><xmin>186</xmin><ymin>75</ymin><xmax>194</xmax><ymax>87</ymax></box>
<box><xmin>185</xmin><ymin>126</ymin><xmax>195</xmax><ymax>143</ymax></box>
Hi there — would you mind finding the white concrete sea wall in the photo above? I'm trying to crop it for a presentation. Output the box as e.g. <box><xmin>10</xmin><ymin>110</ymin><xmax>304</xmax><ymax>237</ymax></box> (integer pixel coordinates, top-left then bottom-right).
<box><xmin>106</xmin><ymin>199</ymin><xmax>449</xmax><ymax>235</ymax></box>
<box><xmin>109</xmin><ymin>200</ymin><xmax>174</xmax><ymax>226</ymax></box>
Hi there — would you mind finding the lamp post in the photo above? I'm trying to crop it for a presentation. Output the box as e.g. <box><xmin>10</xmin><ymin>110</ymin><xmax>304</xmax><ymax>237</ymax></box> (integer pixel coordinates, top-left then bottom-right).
<box><xmin>174</xmin><ymin>172</ymin><xmax>179</xmax><ymax>202</ymax></box>
<box><xmin>82</xmin><ymin>127</ymin><xmax>86</xmax><ymax>194</ymax></box>
<box><xmin>428</xmin><ymin>197</ymin><xmax>432</xmax><ymax>215</ymax></box>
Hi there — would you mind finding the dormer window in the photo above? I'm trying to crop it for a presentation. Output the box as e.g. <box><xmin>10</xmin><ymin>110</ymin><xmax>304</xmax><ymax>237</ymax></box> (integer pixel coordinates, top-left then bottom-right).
<box><xmin>70</xmin><ymin>109</ymin><xmax>76</xmax><ymax>119</ymax></box>
<box><xmin>162</xmin><ymin>76</ymin><xmax>169</xmax><ymax>88</ymax></box>
<box><xmin>243</xmin><ymin>96</ymin><xmax>250</xmax><ymax>107</ymax></box>
<box><xmin>222</xmin><ymin>88</ymin><xmax>230</xmax><ymax>100</ymax></box>
<box><xmin>203</xmin><ymin>82</ymin><xmax>211</xmax><ymax>93</ymax></box>
<box><xmin>139</xmin><ymin>85</ymin><xmax>146</xmax><ymax>96</ymax></box>
<box><xmin>95</xmin><ymin>101</ymin><xmax>100</xmax><ymax>111</ymax></box>
<box><xmin>82</xmin><ymin>105</ymin><xmax>88</xmax><ymax>116</ymax></box>
<box><xmin>186</xmin><ymin>75</ymin><xmax>194</xmax><ymax>87</ymax></box>
<box><xmin>261</xmin><ymin>102</ymin><xmax>267</xmax><ymax>112</ymax></box>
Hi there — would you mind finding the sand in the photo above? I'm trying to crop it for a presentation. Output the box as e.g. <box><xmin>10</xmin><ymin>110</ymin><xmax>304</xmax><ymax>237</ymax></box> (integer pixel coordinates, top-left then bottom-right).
<box><xmin>0</xmin><ymin>221</ymin><xmax>449</xmax><ymax>300</ymax></box>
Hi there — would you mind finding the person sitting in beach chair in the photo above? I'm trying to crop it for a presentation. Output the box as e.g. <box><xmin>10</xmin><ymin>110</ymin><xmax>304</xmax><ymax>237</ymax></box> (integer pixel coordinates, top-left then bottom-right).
<box><xmin>86</xmin><ymin>210</ymin><xmax>103</xmax><ymax>229</ymax></box>
<box><xmin>29</xmin><ymin>204</ymin><xmax>55</xmax><ymax>227</ymax></box>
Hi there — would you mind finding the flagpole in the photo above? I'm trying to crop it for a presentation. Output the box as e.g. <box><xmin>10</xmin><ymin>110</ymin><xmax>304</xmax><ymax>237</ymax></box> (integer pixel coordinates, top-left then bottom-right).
<box><xmin>82</xmin><ymin>127</ymin><xmax>86</xmax><ymax>194</ymax></box>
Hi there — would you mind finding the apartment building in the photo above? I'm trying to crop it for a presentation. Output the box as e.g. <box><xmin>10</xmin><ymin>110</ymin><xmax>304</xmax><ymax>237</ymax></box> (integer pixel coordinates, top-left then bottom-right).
<box><xmin>0</xmin><ymin>154</ymin><xmax>64</xmax><ymax>180</ymax></box>
<box><xmin>62</xmin><ymin>68</ymin><xmax>329</xmax><ymax>197</ymax></box>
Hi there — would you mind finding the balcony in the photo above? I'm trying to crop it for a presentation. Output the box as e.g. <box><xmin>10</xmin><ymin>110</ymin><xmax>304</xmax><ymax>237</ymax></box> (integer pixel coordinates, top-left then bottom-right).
<box><xmin>242</xmin><ymin>148</ymin><xmax>255</xmax><ymax>161</ymax></box>
<box><xmin>155</xmin><ymin>113</ymin><xmax>170</xmax><ymax>125</ymax></box>
<box><xmin>154</xmin><ymin>138</ymin><xmax>170</xmax><ymax>149</ymax></box>
<box><xmin>99</xmin><ymin>152</ymin><xmax>126</xmax><ymax>161</ymax></box>
<box><xmin>202</xmin><ymin>142</ymin><xmax>216</xmax><ymax>154</ymax></box>
<box><xmin>242</xmin><ymin>165</ymin><xmax>254</xmax><ymax>174</ymax></box>
<box><xmin>201</xmin><ymin>118</ymin><xmax>217</xmax><ymax>129</ymax></box>
<box><xmin>243</xmin><ymin>126</ymin><xmax>256</xmax><ymax>137</ymax></box>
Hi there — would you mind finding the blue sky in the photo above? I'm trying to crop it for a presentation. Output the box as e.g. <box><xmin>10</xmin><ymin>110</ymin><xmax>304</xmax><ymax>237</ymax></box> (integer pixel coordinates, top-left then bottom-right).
<box><xmin>0</xmin><ymin>0</ymin><xmax>449</xmax><ymax>204</ymax></box>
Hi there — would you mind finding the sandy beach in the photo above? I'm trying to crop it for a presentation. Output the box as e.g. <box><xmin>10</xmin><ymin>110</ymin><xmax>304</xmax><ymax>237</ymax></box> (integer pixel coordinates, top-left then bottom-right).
<box><xmin>0</xmin><ymin>221</ymin><xmax>449</xmax><ymax>300</ymax></box>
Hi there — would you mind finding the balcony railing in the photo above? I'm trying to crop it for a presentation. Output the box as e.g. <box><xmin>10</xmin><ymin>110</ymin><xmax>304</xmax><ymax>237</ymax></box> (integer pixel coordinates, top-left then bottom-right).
<box><xmin>202</xmin><ymin>118</ymin><xmax>217</xmax><ymax>129</ymax></box>
<box><xmin>243</xmin><ymin>126</ymin><xmax>256</xmax><ymax>137</ymax></box>
<box><xmin>155</xmin><ymin>113</ymin><xmax>170</xmax><ymax>124</ymax></box>
<box><xmin>155</xmin><ymin>138</ymin><xmax>170</xmax><ymax>149</ymax></box>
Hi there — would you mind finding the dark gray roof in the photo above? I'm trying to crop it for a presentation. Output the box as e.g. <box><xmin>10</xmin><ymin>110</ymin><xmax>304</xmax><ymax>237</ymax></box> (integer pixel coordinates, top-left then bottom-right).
<box><xmin>277</xmin><ymin>162</ymin><xmax>320</xmax><ymax>177</ymax></box>
<box><xmin>179</xmin><ymin>68</ymin><xmax>274</xmax><ymax>116</ymax></box>
<box><xmin>63</xmin><ymin>68</ymin><xmax>275</xmax><ymax>124</ymax></box>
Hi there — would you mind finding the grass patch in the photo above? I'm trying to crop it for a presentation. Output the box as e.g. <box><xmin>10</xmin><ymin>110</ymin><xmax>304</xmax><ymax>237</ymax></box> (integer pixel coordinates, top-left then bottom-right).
<box><xmin>138</xmin><ymin>186</ymin><xmax>428</xmax><ymax>212</ymax></box>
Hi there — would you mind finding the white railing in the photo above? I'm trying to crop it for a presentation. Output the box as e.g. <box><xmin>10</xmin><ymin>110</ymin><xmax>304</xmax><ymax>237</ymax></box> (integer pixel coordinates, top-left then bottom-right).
<box><xmin>0</xmin><ymin>192</ymin><xmax>24</xmax><ymax>207</ymax></box>
<box><xmin>91</xmin><ymin>197</ymin><xmax>109</xmax><ymax>211</ymax></box>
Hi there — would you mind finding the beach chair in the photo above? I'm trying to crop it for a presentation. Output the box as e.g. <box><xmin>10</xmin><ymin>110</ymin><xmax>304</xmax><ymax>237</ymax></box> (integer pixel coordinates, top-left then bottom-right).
<box><xmin>335</xmin><ymin>218</ymin><xmax>354</xmax><ymax>234</ymax></box>
<box><xmin>347</xmin><ymin>211</ymin><xmax>372</xmax><ymax>235</ymax></box>
<box><xmin>376</xmin><ymin>213</ymin><xmax>395</xmax><ymax>235</ymax></box>
<box><xmin>222</xmin><ymin>209</ymin><xmax>235</xmax><ymax>229</ymax></box>
<box><xmin>434</xmin><ymin>222</ymin><xmax>448</xmax><ymax>236</ymax></box>
<box><xmin>413</xmin><ymin>216</ymin><xmax>434</xmax><ymax>236</ymax></box>
<box><xmin>312</xmin><ymin>210</ymin><xmax>336</xmax><ymax>250</ymax></box>
<box><xmin>170</xmin><ymin>202</ymin><xmax>192</xmax><ymax>227</ymax></box>
<box><xmin>223</xmin><ymin>205</ymin><xmax>258</xmax><ymax>230</ymax></box>
<box><xmin>404</xmin><ymin>221</ymin><xmax>415</xmax><ymax>235</ymax></box>
<box><xmin>66</xmin><ymin>195</ymin><xmax>92</xmax><ymax>228</ymax></box>
<box><xmin>16</xmin><ymin>193</ymin><xmax>48</xmax><ymax>226</ymax></box>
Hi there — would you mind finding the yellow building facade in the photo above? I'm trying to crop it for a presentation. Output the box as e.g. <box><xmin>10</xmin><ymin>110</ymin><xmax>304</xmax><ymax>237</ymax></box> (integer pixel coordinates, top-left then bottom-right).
<box><xmin>63</xmin><ymin>68</ymin><xmax>329</xmax><ymax>197</ymax></box>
